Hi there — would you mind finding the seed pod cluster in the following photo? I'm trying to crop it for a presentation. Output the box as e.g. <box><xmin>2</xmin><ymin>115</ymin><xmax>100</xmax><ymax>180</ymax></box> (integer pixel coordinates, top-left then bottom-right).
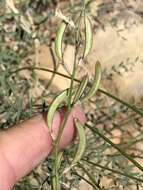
<box><xmin>55</xmin><ymin>15</ymin><xmax>93</xmax><ymax>61</ymax></box>
<box><xmin>48</xmin><ymin>11</ymin><xmax>101</xmax><ymax>190</ymax></box>
<box><xmin>47</xmin><ymin>61</ymin><xmax>101</xmax><ymax>134</ymax></box>
<box><xmin>47</xmin><ymin>63</ymin><xmax>101</xmax><ymax>172</ymax></box>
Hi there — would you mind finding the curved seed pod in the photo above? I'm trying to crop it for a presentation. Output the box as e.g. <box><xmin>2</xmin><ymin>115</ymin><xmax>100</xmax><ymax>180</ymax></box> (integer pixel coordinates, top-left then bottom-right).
<box><xmin>47</xmin><ymin>90</ymin><xmax>68</xmax><ymax>131</ymax></box>
<box><xmin>74</xmin><ymin>75</ymin><xmax>88</xmax><ymax>103</ymax></box>
<box><xmin>83</xmin><ymin>16</ymin><xmax>93</xmax><ymax>58</ymax></box>
<box><xmin>83</xmin><ymin>61</ymin><xmax>102</xmax><ymax>101</ymax></box>
<box><xmin>47</xmin><ymin>87</ymin><xmax>77</xmax><ymax>131</ymax></box>
<box><xmin>55</xmin><ymin>21</ymin><xmax>67</xmax><ymax>60</ymax></box>
<box><xmin>72</xmin><ymin>119</ymin><xmax>86</xmax><ymax>164</ymax></box>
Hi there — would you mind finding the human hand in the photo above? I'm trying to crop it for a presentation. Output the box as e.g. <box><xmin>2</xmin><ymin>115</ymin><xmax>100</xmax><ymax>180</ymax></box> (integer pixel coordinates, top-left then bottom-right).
<box><xmin>0</xmin><ymin>105</ymin><xmax>86</xmax><ymax>190</ymax></box>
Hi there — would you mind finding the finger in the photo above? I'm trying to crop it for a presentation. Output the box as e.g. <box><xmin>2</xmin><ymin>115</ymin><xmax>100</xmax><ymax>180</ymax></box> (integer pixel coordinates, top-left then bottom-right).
<box><xmin>51</xmin><ymin>105</ymin><xmax>86</xmax><ymax>149</ymax></box>
<box><xmin>0</xmin><ymin>105</ymin><xmax>86</xmax><ymax>190</ymax></box>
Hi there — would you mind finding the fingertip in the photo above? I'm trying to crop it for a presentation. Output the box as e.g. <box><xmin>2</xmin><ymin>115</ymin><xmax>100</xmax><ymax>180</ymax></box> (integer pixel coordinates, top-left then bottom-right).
<box><xmin>51</xmin><ymin>104</ymin><xmax>86</xmax><ymax>149</ymax></box>
<box><xmin>72</xmin><ymin>104</ymin><xmax>86</xmax><ymax>124</ymax></box>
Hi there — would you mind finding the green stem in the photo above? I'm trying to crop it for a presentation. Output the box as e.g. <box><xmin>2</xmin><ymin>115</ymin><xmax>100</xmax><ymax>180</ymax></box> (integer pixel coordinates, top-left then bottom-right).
<box><xmin>11</xmin><ymin>66</ymin><xmax>143</xmax><ymax>117</ymax></box>
<box><xmin>86</xmin><ymin>124</ymin><xmax>143</xmax><ymax>173</ymax></box>
<box><xmin>82</xmin><ymin>158</ymin><xmax>143</xmax><ymax>183</ymax></box>
<box><xmin>99</xmin><ymin>89</ymin><xmax>143</xmax><ymax>117</ymax></box>
<box><xmin>78</xmin><ymin>163</ymin><xmax>103</xmax><ymax>190</ymax></box>
<box><xmin>67</xmin><ymin>2</ymin><xmax>84</xmax><ymax>110</ymax></box>
<box><xmin>72</xmin><ymin>171</ymin><xmax>100</xmax><ymax>189</ymax></box>
<box><xmin>67</xmin><ymin>54</ymin><xmax>77</xmax><ymax>110</ymax></box>
<box><xmin>52</xmin><ymin>110</ymin><xmax>71</xmax><ymax>190</ymax></box>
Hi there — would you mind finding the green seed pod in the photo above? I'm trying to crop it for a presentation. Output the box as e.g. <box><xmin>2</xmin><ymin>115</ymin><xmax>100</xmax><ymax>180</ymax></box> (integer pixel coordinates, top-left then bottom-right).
<box><xmin>83</xmin><ymin>61</ymin><xmax>102</xmax><ymax>101</ymax></box>
<box><xmin>47</xmin><ymin>87</ymin><xmax>77</xmax><ymax>131</ymax></box>
<box><xmin>72</xmin><ymin>119</ymin><xmax>86</xmax><ymax>164</ymax></box>
<box><xmin>83</xmin><ymin>16</ymin><xmax>93</xmax><ymax>58</ymax></box>
<box><xmin>74</xmin><ymin>75</ymin><xmax>88</xmax><ymax>103</ymax></box>
<box><xmin>47</xmin><ymin>90</ymin><xmax>68</xmax><ymax>131</ymax></box>
<box><xmin>55</xmin><ymin>21</ymin><xmax>67</xmax><ymax>60</ymax></box>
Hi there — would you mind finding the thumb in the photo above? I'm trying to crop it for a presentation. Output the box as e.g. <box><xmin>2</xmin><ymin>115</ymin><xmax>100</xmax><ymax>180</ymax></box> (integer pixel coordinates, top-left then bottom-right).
<box><xmin>0</xmin><ymin>105</ymin><xmax>86</xmax><ymax>190</ymax></box>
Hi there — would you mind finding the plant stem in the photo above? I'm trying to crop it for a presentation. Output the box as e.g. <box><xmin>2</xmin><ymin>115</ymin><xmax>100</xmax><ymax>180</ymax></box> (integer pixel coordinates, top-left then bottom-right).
<box><xmin>78</xmin><ymin>163</ymin><xmax>103</xmax><ymax>190</ymax></box>
<box><xmin>99</xmin><ymin>89</ymin><xmax>143</xmax><ymax>117</ymax></box>
<box><xmin>67</xmin><ymin>53</ymin><xmax>77</xmax><ymax>110</ymax></box>
<box><xmin>86</xmin><ymin>124</ymin><xmax>143</xmax><ymax>173</ymax></box>
<box><xmin>82</xmin><ymin>158</ymin><xmax>143</xmax><ymax>183</ymax></box>
<box><xmin>11</xmin><ymin>66</ymin><xmax>143</xmax><ymax>117</ymax></box>
<box><xmin>67</xmin><ymin>0</ymin><xmax>84</xmax><ymax>110</ymax></box>
<box><xmin>52</xmin><ymin>109</ymin><xmax>71</xmax><ymax>190</ymax></box>
<box><xmin>72</xmin><ymin>171</ymin><xmax>101</xmax><ymax>189</ymax></box>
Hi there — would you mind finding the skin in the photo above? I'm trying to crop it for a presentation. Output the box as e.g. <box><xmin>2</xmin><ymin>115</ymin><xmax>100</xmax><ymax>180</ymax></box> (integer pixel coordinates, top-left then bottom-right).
<box><xmin>0</xmin><ymin>105</ymin><xmax>86</xmax><ymax>190</ymax></box>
